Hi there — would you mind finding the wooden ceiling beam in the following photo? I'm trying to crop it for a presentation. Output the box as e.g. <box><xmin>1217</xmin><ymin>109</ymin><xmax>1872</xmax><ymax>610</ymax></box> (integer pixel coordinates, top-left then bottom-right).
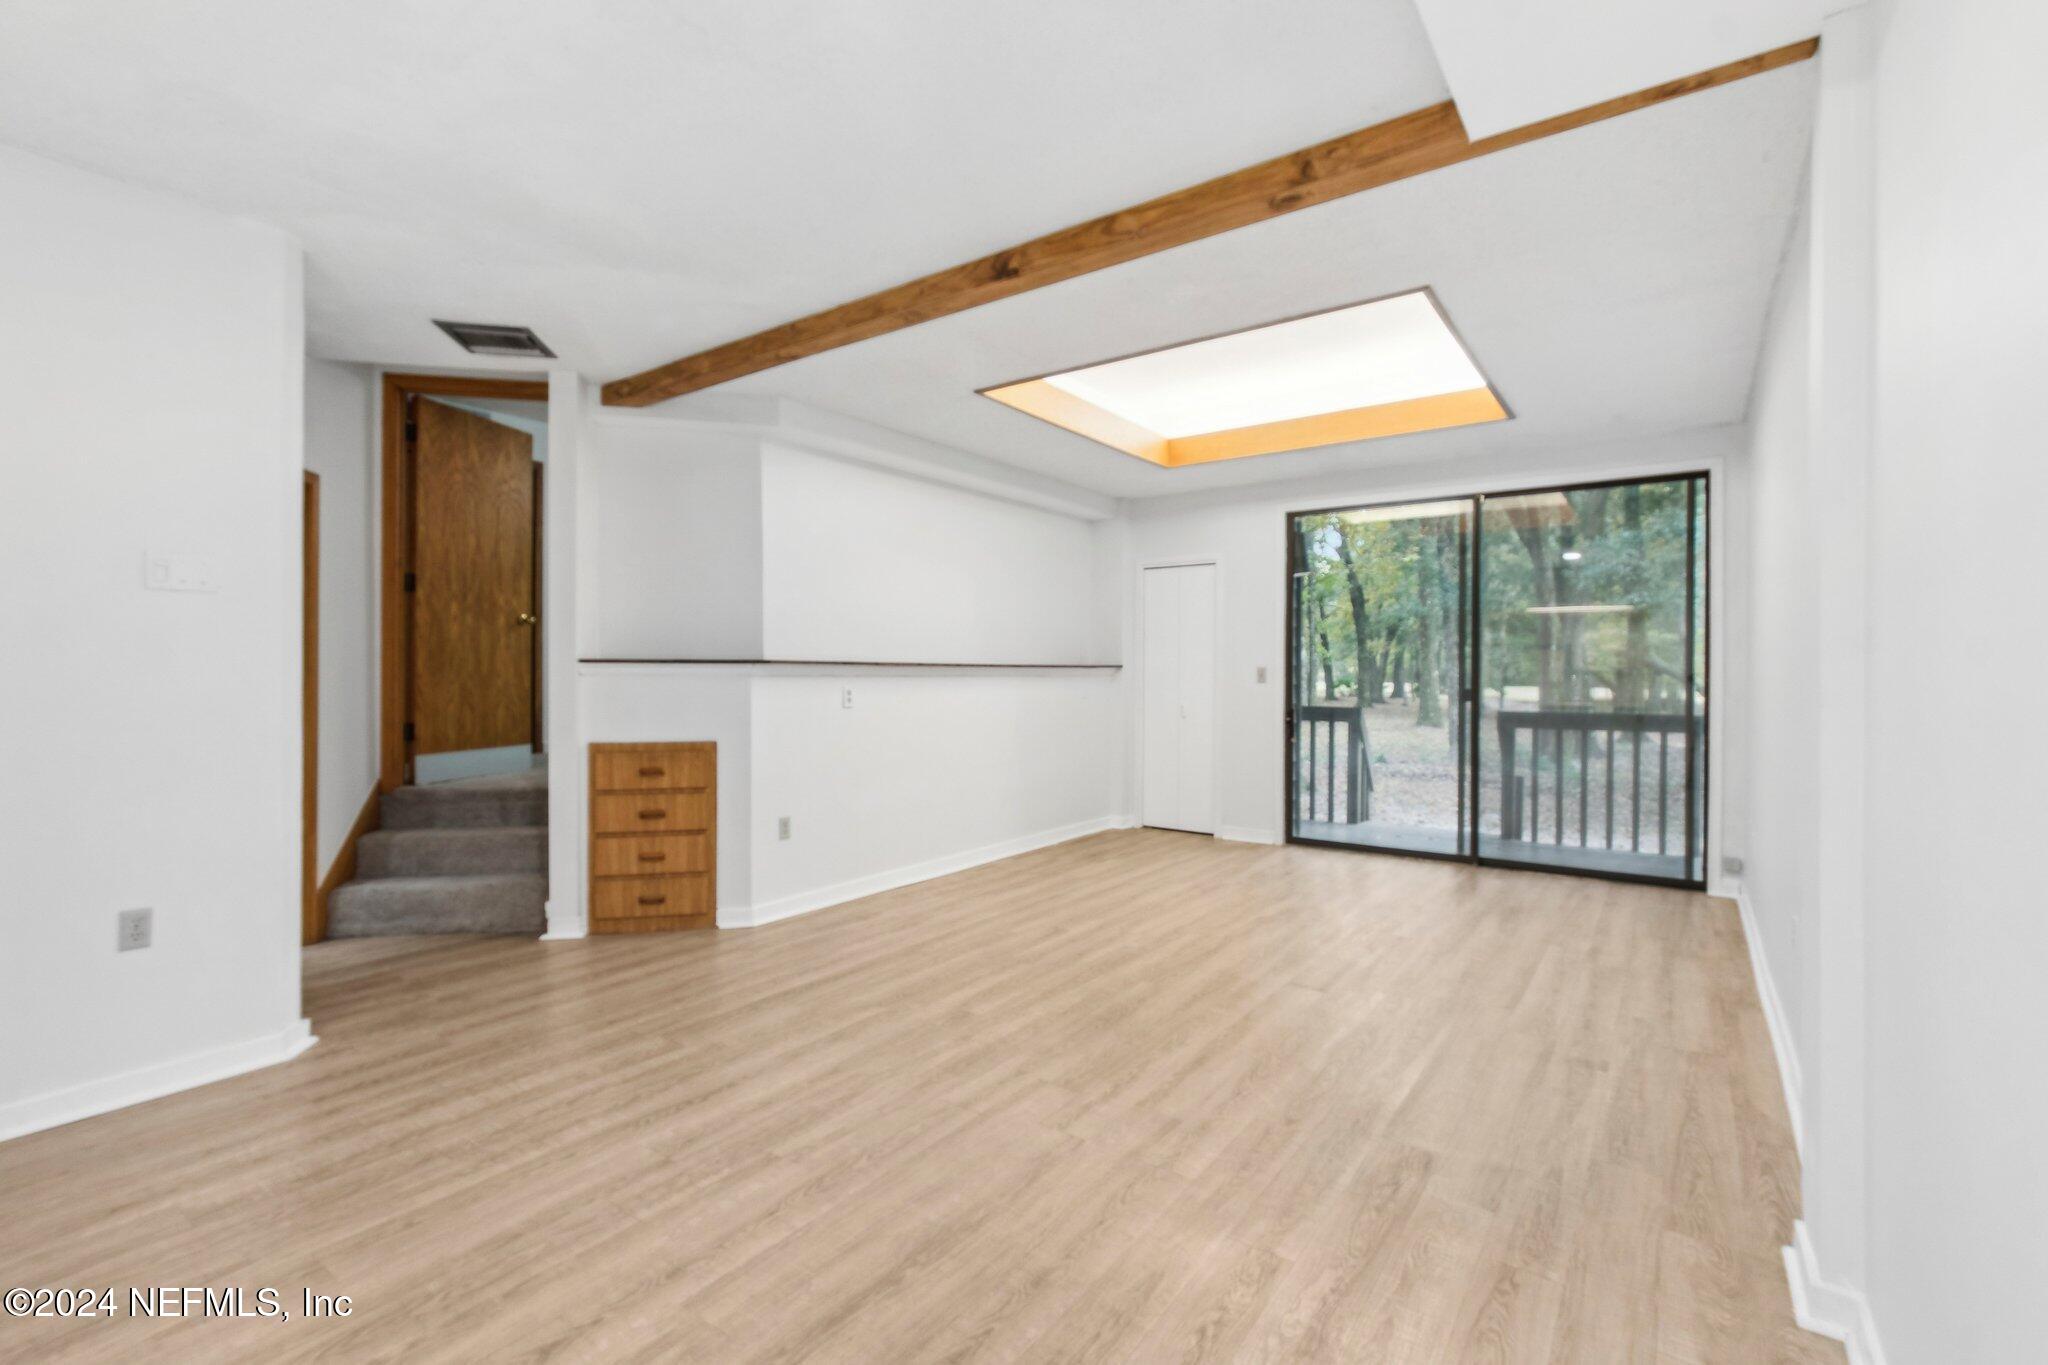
<box><xmin>601</xmin><ymin>38</ymin><xmax>1817</xmax><ymax>408</ymax></box>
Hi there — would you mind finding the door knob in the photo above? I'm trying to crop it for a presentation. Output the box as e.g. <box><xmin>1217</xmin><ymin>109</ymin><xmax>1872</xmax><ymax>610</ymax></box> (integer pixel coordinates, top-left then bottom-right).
<box><xmin>516</xmin><ymin>612</ymin><xmax>538</xmax><ymax>626</ymax></box>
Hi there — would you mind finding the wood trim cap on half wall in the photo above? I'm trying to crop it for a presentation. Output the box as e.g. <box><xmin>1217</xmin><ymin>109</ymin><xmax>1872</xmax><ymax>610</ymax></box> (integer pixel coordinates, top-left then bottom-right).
<box><xmin>599</xmin><ymin>39</ymin><xmax>1818</xmax><ymax>408</ymax></box>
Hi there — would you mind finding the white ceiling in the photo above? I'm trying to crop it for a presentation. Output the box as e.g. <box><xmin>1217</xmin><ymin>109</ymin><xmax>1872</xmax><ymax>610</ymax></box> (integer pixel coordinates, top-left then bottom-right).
<box><xmin>1412</xmin><ymin>0</ymin><xmax>1829</xmax><ymax>139</ymax></box>
<box><xmin>707</xmin><ymin>61</ymin><xmax>1815</xmax><ymax>498</ymax></box>
<box><xmin>0</xmin><ymin>0</ymin><xmax>1447</xmax><ymax>375</ymax></box>
<box><xmin>0</xmin><ymin>1</ymin><xmax>1817</xmax><ymax>501</ymax></box>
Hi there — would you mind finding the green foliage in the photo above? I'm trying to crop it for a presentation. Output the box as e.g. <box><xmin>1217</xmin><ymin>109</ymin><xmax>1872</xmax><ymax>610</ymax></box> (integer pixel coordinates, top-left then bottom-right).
<box><xmin>1294</xmin><ymin>509</ymin><xmax>1455</xmax><ymax>711</ymax></box>
<box><xmin>1292</xmin><ymin>477</ymin><xmax>1706</xmax><ymax>716</ymax></box>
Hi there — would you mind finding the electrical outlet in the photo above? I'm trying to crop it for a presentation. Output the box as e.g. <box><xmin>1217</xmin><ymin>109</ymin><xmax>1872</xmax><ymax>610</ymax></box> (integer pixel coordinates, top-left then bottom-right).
<box><xmin>1255</xmin><ymin>666</ymin><xmax>1268</xmax><ymax>684</ymax></box>
<box><xmin>778</xmin><ymin>816</ymin><xmax>792</xmax><ymax>841</ymax></box>
<box><xmin>840</xmin><ymin>687</ymin><xmax>854</xmax><ymax>709</ymax></box>
<box><xmin>117</xmin><ymin>907</ymin><xmax>153</xmax><ymax>952</ymax></box>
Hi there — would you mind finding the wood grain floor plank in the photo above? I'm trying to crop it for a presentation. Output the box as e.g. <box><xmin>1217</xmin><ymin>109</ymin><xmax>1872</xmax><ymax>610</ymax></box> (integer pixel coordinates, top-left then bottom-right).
<box><xmin>0</xmin><ymin>830</ymin><xmax>1839</xmax><ymax>1363</ymax></box>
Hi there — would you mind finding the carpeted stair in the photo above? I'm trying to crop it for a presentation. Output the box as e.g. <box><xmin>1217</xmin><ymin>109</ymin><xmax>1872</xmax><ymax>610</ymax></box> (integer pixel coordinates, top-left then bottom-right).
<box><xmin>328</xmin><ymin>769</ymin><xmax>548</xmax><ymax>937</ymax></box>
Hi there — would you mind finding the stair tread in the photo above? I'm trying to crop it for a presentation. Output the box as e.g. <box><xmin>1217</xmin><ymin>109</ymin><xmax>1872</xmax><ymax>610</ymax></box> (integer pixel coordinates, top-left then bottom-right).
<box><xmin>360</xmin><ymin>826</ymin><xmax>548</xmax><ymax>842</ymax></box>
<box><xmin>328</xmin><ymin>871</ymin><xmax>545</xmax><ymax>939</ymax></box>
<box><xmin>386</xmin><ymin>784</ymin><xmax>545</xmax><ymax>800</ymax></box>
<box><xmin>380</xmin><ymin>783</ymin><xmax>548</xmax><ymax>830</ymax></box>
<box><xmin>337</xmin><ymin>871</ymin><xmax>544</xmax><ymax>889</ymax></box>
<box><xmin>355</xmin><ymin>826</ymin><xmax>547</xmax><ymax>879</ymax></box>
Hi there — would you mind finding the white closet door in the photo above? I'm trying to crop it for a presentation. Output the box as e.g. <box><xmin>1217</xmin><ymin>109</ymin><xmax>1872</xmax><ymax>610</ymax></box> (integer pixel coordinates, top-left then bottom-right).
<box><xmin>1141</xmin><ymin>563</ymin><xmax>1216</xmax><ymax>834</ymax></box>
<box><xmin>1175</xmin><ymin>563</ymin><xmax>1217</xmax><ymax>833</ymax></box>
<box><xmin>1141</xmin><ymin>568</ymin><xmax>1182</xmax><ymax>829</ymax></box>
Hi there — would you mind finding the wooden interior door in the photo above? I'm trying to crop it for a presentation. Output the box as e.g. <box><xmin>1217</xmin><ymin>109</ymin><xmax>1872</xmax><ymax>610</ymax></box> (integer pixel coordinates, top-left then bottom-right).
<box><xmin>409</xmin><ymin>398</ymin><xmax>536</xmax><ymax>758</ymax></box>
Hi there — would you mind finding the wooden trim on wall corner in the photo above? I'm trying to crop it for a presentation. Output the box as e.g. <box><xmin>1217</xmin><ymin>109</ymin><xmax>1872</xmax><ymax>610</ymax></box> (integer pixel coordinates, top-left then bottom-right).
<box><xmin>308</xmin><ymin>788</ymin><xmax>381</xmax><ymax>946</ymax></box>
<box><xmin>302</xmin><ymin>470</ymin><xmax>320</xmax><ymax>946</ymax></box>
<box><xmin>378</xmin><ymin>375</ymin><xmax>408</xmax><ymax>794</ymax></box>
<box><xmin>381</xmin><ymin>372</ymin><xmax>549</xmax><ymax>403</ymax></box>
<box><xmin>600</xmin><ymin>39</ymin><xmax>1818</xmax><ymax>407</ymax></box>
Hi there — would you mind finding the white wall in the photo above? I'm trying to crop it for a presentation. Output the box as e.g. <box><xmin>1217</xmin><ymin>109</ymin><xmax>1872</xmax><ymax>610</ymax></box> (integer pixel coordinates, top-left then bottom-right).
<box><xmin>1740</xmin><ymin>205</ymin><xmax>1815</xmax><ymax>1060</ymax></box>
<box><xmin>586</xmin><ymin>419</ymin><xmax>763</xmax><ymax>659</ymax></box>
<box><xmin>747</xmin><ymin>670</ymin><xmax>1123</xmax><ymax>918</ymax></box>
<box><xmin>1122</xmin><ymin>427</ymin><xmax>1742</xmax><ymax>847</ymax></box>
<box><xmin>581</xmin><ymin>667</ymin><xmax>753</xmax><ymax>911</ymax></box>
<box><xmin>303</xmin><ymin>358</ymin><xmax>378</xmax><ymax>868</ymax></box>
<box><xmin>575</xmin><ymin>413</ymin><xmax>1126</xmax><ymax>928</ymax></box>
<box><xmin>759</xmin><ymin>443</ymin><xmax>1109</xmax><ymax>663</ymax></box>
<box><xmin>1740</xmin><ymin>6</ymin><xmax>2048</xmax><ymax>1357</ymax></box>
<box><xmin>543</xmin><ymin>374</ymin><xmax>589</xmax><ymax>935</ymax></box>
<box><xmin>0</xmin><ymin>146</ymin><xmax>309</xmax><ymax>1137</ymax></box>
<box><xmin>1862</xmin><ymin>0</ymin><xmax>2048</xmax><ymax>1356</ymax></box>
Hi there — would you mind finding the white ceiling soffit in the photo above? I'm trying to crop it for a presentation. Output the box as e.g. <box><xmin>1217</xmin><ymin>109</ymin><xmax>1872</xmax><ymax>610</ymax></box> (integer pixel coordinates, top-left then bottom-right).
<box><xmin>0</xmin><ymin>0</ymin><xmax>1449</xmax><ymax>377</ymax></box>
<box><xmin>1411</xmin><ymin>0</ymin><xmax>1828</xmax><ymax>140</ymax></box>
<box><xmin>687</xmin><ymin>60</ymin><xmax>1815</xmax><ymax>499</ymax></box>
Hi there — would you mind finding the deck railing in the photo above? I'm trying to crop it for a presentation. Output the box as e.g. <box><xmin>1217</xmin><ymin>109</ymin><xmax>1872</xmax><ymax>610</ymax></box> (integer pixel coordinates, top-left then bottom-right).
<box><xmin>1497</xmin><ymin>709</ymin><xmax>1702</xmax><ymax>860</ymax></box>
<box><xmin>1296</xmin><ymin>703</ymin><xmax>1370</xmax><ymax>824</ymax></box>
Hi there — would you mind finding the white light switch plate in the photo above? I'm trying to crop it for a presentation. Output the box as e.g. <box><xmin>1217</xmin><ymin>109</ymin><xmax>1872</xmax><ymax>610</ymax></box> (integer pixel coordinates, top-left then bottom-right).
<box><xmin>145</xmin><ymin>550</ymin><xmax>221</xmax><ymax>593</ymax></box>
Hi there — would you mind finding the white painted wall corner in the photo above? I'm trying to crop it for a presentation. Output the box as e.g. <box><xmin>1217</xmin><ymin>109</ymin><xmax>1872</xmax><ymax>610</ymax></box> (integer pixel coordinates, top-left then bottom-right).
<box><xmin>1784</xmin><ymin>1220</ymin><xmax>1889</xmax><ymax>1365</ymax></box>
<box><xmin>1732</xmin><ymin>882</ymin><xmax>1887</xmax><ymax>1362</ymax></box>
<box><xmin>1731</xmin><ymin>880</ymin><xmax>1804</xmax><ymax>1156</ymax></box>
<box><xmin>539</xmin><ymin>911</ymin><xmax>588</xmax><ymax>941</ymax></box>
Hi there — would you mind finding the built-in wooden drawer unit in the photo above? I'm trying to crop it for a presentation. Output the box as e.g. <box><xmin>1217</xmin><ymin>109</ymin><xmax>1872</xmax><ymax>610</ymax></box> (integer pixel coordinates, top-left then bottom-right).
<box><xmin>592</xmin><ymin>790</ymin><xmax>712</xmax><ymax>834</ymax></box>
<box><xmin>588</xmin><ymin>742</ymin><xmax>715</xmax><ymax>933</ymax></box>
<box><xmin>593</xmin><ymin>747</ymin><xmax>713</xmax><ymax>793</ymax></box>
<box><xmin>590</xmin><ymin>830</ymin><xmax>711</xmax><ymax>878</ymax></box>
<box><xmin>590</xmin><ymin>874</ymin><xmax>713</xmax><ymax>922</ymax></box>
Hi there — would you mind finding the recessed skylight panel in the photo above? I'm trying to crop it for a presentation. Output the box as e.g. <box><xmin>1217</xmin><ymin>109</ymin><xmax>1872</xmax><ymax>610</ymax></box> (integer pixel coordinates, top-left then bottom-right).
<box><xmin>982</xmin><ymin>289</ymin><xmax>1507</xmax><ymax>468</ymax></box>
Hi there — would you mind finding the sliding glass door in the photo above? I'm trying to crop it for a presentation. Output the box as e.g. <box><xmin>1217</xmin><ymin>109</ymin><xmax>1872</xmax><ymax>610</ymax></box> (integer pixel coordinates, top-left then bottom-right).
<box><xmin>1476</xmin><ymin>476</ymin><xmax>1707</xmax><ymax>883</ymax></box>
<box><xmin>1288</xmin><ymin>473</ymin><xmax>1708</xmax><ymax>888</ymax></box>
<box><xmin>1289</xmin><ymin>498</ymin><xmax>1473</xmax><ymax>859</ymax></box>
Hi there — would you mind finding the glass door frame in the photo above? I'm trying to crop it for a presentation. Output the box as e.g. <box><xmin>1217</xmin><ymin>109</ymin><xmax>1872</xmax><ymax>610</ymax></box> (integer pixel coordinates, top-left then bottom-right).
<box><xmin>1284</xmin><ymin>492</ymin><xmax>1476</xmax><ymax>866</ymax></box>
<box><xmin>1283</xmin><ymin>469</ymin><xmax>1710</xmax><ymax>891</ymax></box>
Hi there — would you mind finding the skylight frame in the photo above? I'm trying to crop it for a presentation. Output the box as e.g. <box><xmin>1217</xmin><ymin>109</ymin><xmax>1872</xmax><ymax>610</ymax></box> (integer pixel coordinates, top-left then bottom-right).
<box><xmin>978</xmin><ymin>287</ymin><xmax>1511</xmax><ymax>469</ymax></box>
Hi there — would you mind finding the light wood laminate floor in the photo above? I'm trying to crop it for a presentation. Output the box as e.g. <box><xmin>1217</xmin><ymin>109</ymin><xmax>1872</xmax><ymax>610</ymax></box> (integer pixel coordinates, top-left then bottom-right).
<box><xmin>2</xmin><ymin>831</ymin><xmax>1840</xmax><ymax>1363</ymax></box>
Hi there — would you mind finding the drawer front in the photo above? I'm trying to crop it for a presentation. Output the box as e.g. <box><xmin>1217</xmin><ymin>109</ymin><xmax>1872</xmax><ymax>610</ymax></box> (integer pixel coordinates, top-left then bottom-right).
<box><xmin>593</xmin><ymin>748</ymin><xmax>712</xmax><ymax>793</ymax></box>
<box><xmin>592</xmin><ymin>831</ymin><xmax>712</xmax><ymax>878</ymax></box>
<box><xmin>593</xmin><ymin>790</ymin><xmax>712</xmax><ymax>834</ymax></box>
<box><xmin>591</xmin><ymin>874</ymin><xmax>711</xmax><ymax>922</ymax></box>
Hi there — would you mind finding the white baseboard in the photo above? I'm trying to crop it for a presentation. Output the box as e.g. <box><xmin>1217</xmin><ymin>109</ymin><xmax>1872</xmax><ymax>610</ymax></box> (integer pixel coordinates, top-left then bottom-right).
<box><xmin>1731</xmin><ymin>880</ymin><xmax>1804</xmax><ymax>1157</ymax></box>
<box><xmin>726</xmin><ymin>814</ymin><xmax>1125</xmax><ymax>929</ymax></box>
<box><xmin>1784</xmin><ymin>1221</ymin><xmax>1888</xmax><ymax>1365</ymax></box>
<box><xmin>0</xmin><ymin>1017</ymin><xmax>317</xmax><ymax>1144</ymax></box>
<box><xmin>1215</xmin><ymin>825</ymin><xmax>1282</xmax><ymax>845</ymax></box>
<box><xmin>1746</xmin><ymin>889</ymin><xmax>1886</xmax><ymax>1365</ymax></box>
<box><xmin>542</xmin><ymin>885</ymin><xmax>588</xmax><ymax>939</ymax></box>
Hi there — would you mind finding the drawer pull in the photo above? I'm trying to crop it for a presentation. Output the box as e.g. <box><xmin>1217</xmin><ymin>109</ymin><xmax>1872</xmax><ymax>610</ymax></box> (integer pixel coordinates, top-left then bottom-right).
<box><xmin>638</xmin><ymin>766</ymin><xmax>664</xmax><ymax>777</ymax></box>
<box><xmin>637</xmin><ymin>808</ymin><xmax>664</xmax><ymax>820</ymax></box>
<box><xmin>637</xmin><ymin>852</ymin><xmax>667</xmax><ymax>863</ymax></box>
<box><xmin>637</xmin><ymin>895</ymin><xmax>666</xmax><ymax>907</ymax></box>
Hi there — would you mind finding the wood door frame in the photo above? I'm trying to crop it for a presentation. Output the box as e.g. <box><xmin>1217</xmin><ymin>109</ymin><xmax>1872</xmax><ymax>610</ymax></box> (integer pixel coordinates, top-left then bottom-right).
<box><xmin>378</xmin><ymin>372</ymin><xmax>549</xmax><ymax>793</ymax></box>
<box><xmin>531</xmin><ymin>462</ymin><xmax>545</xmax><ymax>752</ymax></box>
<box><xmin>302</xmin><ymin>470</ymin><xmax>321</xmax><ymax>942</ymax></box>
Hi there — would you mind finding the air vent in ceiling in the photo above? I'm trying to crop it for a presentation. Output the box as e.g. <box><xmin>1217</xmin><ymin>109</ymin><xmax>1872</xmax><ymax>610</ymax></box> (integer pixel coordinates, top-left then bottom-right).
<box><xmin>432</xmin><ymin>320</ymin><xmax>556</xmax><ymax>358</ymax></box>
